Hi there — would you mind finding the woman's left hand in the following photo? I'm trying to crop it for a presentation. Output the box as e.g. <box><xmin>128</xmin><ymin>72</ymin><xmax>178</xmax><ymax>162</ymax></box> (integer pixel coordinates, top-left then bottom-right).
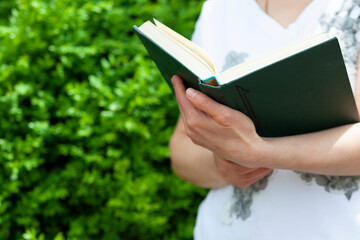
<box><xmin>171</xmin><ymin>75</ymin><xmax>271</xmax><ymax>168</ymax></box>
<box><xmin>214</xmin><ymin>153</ymin><xmax>273</xmax><ymax>188</ymax></box>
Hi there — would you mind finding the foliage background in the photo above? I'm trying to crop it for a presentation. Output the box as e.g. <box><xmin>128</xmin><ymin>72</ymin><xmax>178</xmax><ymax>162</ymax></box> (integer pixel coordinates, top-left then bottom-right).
<box><xmin>0</xmin><ymin>0</ymin><xmax>207</xmax><ymax>239</ymax></box>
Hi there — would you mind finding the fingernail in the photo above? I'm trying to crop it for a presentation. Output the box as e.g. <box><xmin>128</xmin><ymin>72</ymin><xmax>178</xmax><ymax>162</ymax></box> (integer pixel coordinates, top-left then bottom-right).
<box><xmin>186</xmin><ymin>88</ymin><xmax>197</xmax><ymax>98</ymax></box>
<box><xmin>171</xmin><ymin>76</ymin><xmax>175</xmax><ymax>85</ymax></box>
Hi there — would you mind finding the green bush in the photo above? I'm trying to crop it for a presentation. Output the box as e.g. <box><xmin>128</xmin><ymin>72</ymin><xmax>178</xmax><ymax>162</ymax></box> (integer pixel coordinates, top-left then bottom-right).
<box><xmin>0</xmin><ymin>0</ymin><xmax>206</xmax><ymax>239</ymax></box>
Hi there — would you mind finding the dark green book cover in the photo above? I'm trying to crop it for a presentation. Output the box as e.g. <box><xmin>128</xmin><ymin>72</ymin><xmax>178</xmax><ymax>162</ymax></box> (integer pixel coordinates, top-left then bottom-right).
<box><xmin>133</xmin><ymin>25</ymin><xmax>359</xmax><ymax>137</ymax></box>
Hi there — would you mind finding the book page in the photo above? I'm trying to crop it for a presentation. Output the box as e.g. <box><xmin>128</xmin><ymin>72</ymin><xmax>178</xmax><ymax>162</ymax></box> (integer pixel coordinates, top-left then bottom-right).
<box><xmin>139</xmin><ymin>21</ymin><xmax>215</xmax><ymax>80</ymax></box>
<box><xmin>154</xmin><ymin>19</ymin><xmax>216</xmax><ymax>74</ymax></box>
<box><xmin>218</xmin><ymin>32</ymin><xmax>330</xmax><ymax>85</ymax></box>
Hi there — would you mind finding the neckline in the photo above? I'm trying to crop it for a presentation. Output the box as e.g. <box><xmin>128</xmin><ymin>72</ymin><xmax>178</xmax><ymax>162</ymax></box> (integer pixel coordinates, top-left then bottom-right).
<box><xmin>251</xmin><ymin>0</ymin><xmax>318</xmax><ymax>31</ymax></box>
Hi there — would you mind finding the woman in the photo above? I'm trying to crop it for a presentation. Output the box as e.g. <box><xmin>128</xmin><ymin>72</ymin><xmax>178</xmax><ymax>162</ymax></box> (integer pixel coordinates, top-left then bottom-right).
<box><xmin>170</xmin><ymin>0</ymin><xmax>360</xmax><ymax>238</ymax></box>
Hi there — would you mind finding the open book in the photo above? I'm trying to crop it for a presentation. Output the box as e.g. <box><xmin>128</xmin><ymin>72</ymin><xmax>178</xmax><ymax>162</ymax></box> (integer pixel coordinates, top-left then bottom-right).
<box><xmin>133</xmin><ymin>19</ymin><xmax>359</xmax><ymax>137</ymax></box>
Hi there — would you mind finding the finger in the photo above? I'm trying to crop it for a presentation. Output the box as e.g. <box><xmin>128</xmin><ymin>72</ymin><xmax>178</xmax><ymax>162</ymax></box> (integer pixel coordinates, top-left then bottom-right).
<box><xmin>172</xmin><ymin>76</ymin><xmax>218</xmax><ymax>144</ymax></box>
<box><xmin>222</xmin><ymin>159</ymin><xmax>261</xmax><ymax>174</ymax></box>
<box><xmin>216</xmin><ymin>158</ymin><xmax>272</xmax><ymax>183</ymax></box>
<box><xmin>186</xmin><ymin>87</ymin><xmax>247</xmax><ymax>126</ymax></box>
<box><xmin>214</xmin><ymin>155</ymin><xmax>265</xmax><ymax>174</ymax></box>
<box><xmin>243</xmin><ymin>168</ymin><xmax>273</xmax><ymax>182</ymax></box>
<box><xmin>216</xmin><ymin>155</ymin><xmax>268</xmax><ymax>172</ymax></box>
<box><xmin>231</xmin><ymin>168</ymin><xmax>271</xmax><ymax>183</ymax></box>
<box><xmin>171</xmin><ymin>76</ymin><xmax>204</xmax><ymax>121</ymax></box>
<box><xmin>232</xmin><ymin>168</ymin><xmax>272</xmax><ymax>188</ymax></box>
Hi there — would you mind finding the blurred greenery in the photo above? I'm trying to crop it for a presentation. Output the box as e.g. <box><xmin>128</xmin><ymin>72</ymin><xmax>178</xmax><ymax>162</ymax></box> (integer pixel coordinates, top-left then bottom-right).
<box><xmin>0</xmin><ymin>0</ymin><xmax>206</xmax><ymax>239</ymax></box>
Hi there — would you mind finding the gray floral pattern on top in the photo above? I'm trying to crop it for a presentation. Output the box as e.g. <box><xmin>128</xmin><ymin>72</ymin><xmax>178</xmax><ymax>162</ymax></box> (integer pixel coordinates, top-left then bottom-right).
<box><xmin>222</xmin><ymin>51</ymin><xmax>249</xmax><ymax>71</ymax></box>
<box><xmin>319</xmin><ymin>0</ymin><xmax>360</xmax><ymax>76</ymax></box>
<box><xmin>226</xmin><ymin>0</ymin><xmax>360</xmax><ymax>221</ymax></box>
<box><xmin>296</xmin><ymin>0</ymin><xmax>360</xmax><ymax>202</ymax></box>
<box><xmin>231</xmin><ymin>175</ymin><xmax>270</xmax><ymax>220</ymax></box>
<box><xmin>298</xmin><ymin>173</ymin><xmax>360</xmax><ymax>200</ymax></box>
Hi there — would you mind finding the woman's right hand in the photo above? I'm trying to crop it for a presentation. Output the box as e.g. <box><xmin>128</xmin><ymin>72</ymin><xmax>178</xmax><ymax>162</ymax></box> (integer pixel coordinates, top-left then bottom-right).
<box><xmin>214</xmin><ymin>154</ymin><xmax>273</xmax><ymax>188</ymax></box>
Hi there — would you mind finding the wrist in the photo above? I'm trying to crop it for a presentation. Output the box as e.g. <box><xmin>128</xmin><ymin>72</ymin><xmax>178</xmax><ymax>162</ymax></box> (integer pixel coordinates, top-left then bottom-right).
<box><xmin>254</xmin><ymin>137</ymin><xmax>283</xmax><ymax>169</ymax></box>
<box><xmin>212</xmin><ymin>155</ymin><xmax>232</xmax><ymax>188</ymax></box>
<box><xmin>260</xmin><ymin>136</ymin><xmax>305</xmax><ymax>171</ymax></box>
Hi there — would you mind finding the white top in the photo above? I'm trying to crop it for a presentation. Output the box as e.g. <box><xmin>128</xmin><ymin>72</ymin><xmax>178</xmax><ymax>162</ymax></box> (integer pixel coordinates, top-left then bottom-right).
<box><xmin>191</xmin><ymin>0</ymin><xmax>360</xmax><ymax>239</ymax></box>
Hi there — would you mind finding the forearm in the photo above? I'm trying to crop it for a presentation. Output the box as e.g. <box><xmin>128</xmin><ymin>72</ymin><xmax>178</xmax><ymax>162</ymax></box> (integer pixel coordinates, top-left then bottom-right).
<box><xmin>171</xmin><ymin>74</ymin><xmax>360</xmax><ymax>178</ymax></box>
<box><xmin>169</xmin><ymin>118</ymin><xmax>228</xmax><ymax>189</ymax></box>
<box><xmin>252</xmin><ymin>55</ymin><xmax>360</xmax><ymax>176</ymax></box>
<box><xmin>264</xmin><ymin>123</ymin><xmax>360</xmax><ymax>175</ymax></box>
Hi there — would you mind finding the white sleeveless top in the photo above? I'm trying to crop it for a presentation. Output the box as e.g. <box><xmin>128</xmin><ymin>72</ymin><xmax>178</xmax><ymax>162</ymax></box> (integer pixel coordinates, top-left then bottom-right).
<box><xmin>191</xmin><ymin>0</ymin><xmax>360</xmax><ymax>239</ymax></box>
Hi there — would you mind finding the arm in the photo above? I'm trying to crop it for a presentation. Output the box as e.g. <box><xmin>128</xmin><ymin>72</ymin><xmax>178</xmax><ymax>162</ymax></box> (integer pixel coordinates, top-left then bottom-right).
<box><xmin>170</xmin><ymin>117</ymin><xmax>272</xmax><ymax>188</ymax></box>
<box><xmin>265</xmin><ymin>123</ymin><xmax>360</xmax><ymax>175</ymax></box>
<box><xmin>264</xmin><ymin>54</ymin><xmax>360</xmax><ymax>175</ymax></box>
<box><xmin>170</xmin><ymin>82</ymin><xmax>273</xmax><ymax>189</ymax></box>
<box><xmin>171</xmin><ymin>53</ymin><xmax>360</xmax><ymax>176</ymax></box>
<box><xmin>169</xmin><ymin>117</ymin><xmax>227</xmax><ymax>189</ymax></box>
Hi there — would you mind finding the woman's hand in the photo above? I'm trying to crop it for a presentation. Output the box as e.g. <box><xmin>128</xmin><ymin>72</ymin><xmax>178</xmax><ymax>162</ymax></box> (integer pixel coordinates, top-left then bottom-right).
<box><xmin>214</xmin><ymin>153</ymin><xmax>273</xmax><ymax>188</ymax></box>
<box><xmin>170</xmin><ymin>50</ymin><xmax>360</xmax><ymax>177</ymax></box>
<box><xmin>171</xmin><ymin>75</ymin><xmax>271</xmax><ymax>168</ymax></box>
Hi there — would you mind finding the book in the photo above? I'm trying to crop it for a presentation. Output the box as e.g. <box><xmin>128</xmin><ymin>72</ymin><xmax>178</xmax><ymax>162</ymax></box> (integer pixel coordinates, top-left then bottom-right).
<box><xmin>133</xmin><ymin>19</ymin><xmax>359</xmax><ymax>137</ymax></box>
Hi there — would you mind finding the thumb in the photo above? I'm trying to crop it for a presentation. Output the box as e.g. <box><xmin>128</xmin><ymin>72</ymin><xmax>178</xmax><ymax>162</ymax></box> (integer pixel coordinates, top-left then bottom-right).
<box><xmin>186</xmin><ymin>88</ymin><xmax>241</xmax><ymax>126</ymax></box>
